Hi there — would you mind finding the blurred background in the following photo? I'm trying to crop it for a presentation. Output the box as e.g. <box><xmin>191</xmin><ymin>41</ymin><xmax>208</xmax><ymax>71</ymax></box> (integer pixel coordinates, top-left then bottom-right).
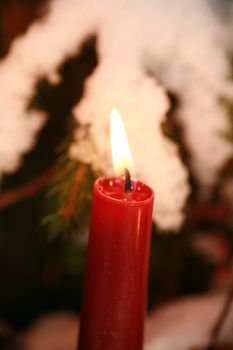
<box><xmin>0</xmin><ymin>0</ymin><xmax>233</xmax><ymax>349</ymax></box>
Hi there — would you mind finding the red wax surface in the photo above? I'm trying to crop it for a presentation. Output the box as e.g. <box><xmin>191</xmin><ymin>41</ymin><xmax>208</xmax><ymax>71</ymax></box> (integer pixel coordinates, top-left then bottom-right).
<box><xmin>78</xmin><ymin>177</ymin><xmax>154</xmax><ymax>350</ymax></box>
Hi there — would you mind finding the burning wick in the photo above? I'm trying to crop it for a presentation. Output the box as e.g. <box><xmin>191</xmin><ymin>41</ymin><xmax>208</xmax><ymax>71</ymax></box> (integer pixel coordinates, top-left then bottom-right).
<box><xmin>124</xmin><ymin>168</ymin><xmax>132</xmax><ymax>192</ymax></box>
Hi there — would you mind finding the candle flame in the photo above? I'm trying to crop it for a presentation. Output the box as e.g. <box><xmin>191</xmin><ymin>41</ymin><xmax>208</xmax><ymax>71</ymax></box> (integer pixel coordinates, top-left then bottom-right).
<box><xmin>110</xmin><ymin>108</ymin><xmax>135</xmax><ymax>177</ymax></box>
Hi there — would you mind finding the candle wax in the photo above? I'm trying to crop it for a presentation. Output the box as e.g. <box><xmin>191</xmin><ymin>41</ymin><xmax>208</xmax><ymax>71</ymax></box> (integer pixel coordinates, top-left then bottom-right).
<box><xmin>78</xmin><ymin>177</ymin><xmax>154</xmax><ymax>350</ymax></box>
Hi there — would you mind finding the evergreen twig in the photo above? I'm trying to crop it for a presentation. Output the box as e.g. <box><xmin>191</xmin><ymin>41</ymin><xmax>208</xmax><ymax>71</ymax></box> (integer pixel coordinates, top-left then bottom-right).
<box><xmin>42</xmin><ymin>155</ymin><xmax>96</xmax><ymax>239</ymax></box>
<box><xmin>61</xmin><ymin>164</ymin><xmax>86</xmax><ymax>220</ymax></box>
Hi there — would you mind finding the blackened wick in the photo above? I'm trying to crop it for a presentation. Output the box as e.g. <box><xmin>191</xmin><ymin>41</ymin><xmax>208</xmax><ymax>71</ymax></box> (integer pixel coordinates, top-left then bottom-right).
<box><xmin>124</xmin><ymin>168</ymin><xmax>132</xmax><ymax>192</ymax></box>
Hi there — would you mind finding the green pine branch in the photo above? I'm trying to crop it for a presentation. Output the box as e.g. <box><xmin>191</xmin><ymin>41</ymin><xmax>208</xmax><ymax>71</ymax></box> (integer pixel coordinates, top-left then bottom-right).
<box><xmin>42</xmin><ymin>140</ymin><xmax>97</xmax><ymax>241</ymax></box>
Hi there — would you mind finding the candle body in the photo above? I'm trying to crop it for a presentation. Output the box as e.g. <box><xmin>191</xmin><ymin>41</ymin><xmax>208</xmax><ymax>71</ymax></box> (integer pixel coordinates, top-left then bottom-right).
<box><xmin>78</xmin><ymin>178</ymin><xmax>154</xmax><ymax>350</ymax></box>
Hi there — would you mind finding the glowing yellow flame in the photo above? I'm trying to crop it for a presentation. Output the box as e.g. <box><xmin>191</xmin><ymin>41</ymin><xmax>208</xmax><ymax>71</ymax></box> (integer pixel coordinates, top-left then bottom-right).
<box><xmin>110</xmin><ymin>108</ymin><xmax>135</xmax><ymax>177</ymax></box>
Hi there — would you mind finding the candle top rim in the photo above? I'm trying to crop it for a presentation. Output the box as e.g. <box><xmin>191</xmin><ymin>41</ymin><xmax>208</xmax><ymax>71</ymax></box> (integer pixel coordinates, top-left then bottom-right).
<box><xmin>95</xmin><ymin>177</ymin><xmax>154</xmax><ymax>206</ymax></box>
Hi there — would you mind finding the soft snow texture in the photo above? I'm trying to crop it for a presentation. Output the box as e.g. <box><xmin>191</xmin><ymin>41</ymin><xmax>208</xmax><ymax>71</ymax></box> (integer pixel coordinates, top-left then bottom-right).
<box><xmin>0</xmin><ymin>0</ymin><xmax>233</xmax><ymax>229</ymax></box>
<box><xmin>17</xmin><ymin>293</ymin><xmax>233</xmax><ymax>350</ymax></box>
<box><xmin>145</xmin><ymin>293</ymin><xmax>233</xmax><ymax>350</ymax></box>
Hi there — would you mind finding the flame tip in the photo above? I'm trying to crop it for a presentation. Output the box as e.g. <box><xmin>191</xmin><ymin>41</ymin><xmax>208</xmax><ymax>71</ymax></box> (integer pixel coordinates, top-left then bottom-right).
<box><xmin>110</xmin><ymin>108</ymin><xmax>135</xmax><ymax>177</ymax></box>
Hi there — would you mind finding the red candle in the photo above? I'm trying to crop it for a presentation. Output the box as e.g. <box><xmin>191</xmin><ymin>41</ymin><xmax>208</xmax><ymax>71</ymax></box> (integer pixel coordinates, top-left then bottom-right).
<box><xmin>78</xmin><ymin>109</ymin><xmax>154</xmax><ymax>350</ymax></box>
